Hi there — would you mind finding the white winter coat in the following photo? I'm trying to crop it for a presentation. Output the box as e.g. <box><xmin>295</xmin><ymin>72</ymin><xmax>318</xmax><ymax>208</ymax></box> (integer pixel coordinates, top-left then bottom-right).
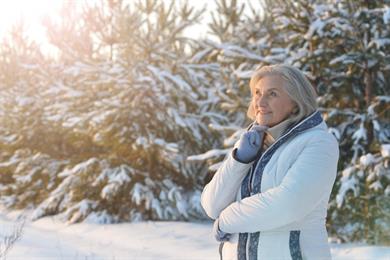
<box><xmin>201</xmin><ymin>111</ymin><xmax>339</xmax><ymax>260</ymax></box>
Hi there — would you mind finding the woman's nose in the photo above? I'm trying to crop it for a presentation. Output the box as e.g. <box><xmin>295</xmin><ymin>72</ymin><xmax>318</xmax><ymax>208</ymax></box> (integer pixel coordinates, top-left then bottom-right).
<box><xmin>255</xmin><ymin>95</ymin><xmax>267</xmax><ymax>107</ymax></box>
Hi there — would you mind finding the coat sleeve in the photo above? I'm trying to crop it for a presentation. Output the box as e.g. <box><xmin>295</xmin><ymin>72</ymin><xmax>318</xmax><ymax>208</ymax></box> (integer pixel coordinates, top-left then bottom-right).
<box><xmin>218</xmin><ymin>134</ymin><xmax>339</xmax><ymax>233</ymax></box>
<box><xmin>200</xmin><ymin>149</ymin><xmax>254</xmax><ymax>220</ymax></box>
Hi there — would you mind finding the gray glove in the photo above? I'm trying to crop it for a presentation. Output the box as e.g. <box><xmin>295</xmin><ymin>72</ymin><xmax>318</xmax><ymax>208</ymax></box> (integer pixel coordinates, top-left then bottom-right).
<box><xmin>234</xmin><ymin>125</ymin><xmax>268</xmax><ymax>163</ymax></box>
<box><xmin>213</xmin><ymin>218</ymin><xmax>231</xmax><ymax>242</ymax></box>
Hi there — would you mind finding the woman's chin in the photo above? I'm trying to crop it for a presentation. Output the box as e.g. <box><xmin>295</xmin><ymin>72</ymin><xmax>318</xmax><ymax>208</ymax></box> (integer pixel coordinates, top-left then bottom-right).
<box><xmin>256</xmin><ymin>117</ymin><xmax>269</xmax><ymax>126</ymax></box>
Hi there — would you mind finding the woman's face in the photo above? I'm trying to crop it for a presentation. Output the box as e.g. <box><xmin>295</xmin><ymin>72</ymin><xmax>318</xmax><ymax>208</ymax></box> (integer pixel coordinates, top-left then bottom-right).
<box><xmin>253</xmin><ymin>75</ymin><xmax>297</xmax><ymax>127</ymax></box>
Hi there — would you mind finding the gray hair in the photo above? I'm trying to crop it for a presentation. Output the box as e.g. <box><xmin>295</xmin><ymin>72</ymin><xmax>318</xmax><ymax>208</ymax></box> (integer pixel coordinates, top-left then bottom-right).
<box><xmin>247</xmin><ymin>64</ymin><xmax>318</xmax><ymax>125</ymax></box>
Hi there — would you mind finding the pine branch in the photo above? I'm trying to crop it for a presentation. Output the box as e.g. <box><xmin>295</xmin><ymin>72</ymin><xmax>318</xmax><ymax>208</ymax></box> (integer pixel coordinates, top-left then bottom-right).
<box><xmin>0</xmin><ymin>218</ymin><xmax>25</xmax><ymax>260</ymax></box>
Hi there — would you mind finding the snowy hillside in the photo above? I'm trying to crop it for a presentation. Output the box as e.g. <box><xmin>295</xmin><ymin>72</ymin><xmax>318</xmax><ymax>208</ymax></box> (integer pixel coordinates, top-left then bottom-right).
<box><xmin>0</xmin><ymin>211</ymin><xmax>389</xmax><ymax>260</ymax></box>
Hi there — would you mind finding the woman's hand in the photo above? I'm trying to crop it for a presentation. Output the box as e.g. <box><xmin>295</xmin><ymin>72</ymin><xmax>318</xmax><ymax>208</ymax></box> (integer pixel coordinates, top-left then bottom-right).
<box><xmin>213</xmin><ymin>218</ymin><xmax>232</xmax><ymax>242</ymax></box>
<box><xmin>235</xmin><ymin>125</ymin><xmax>268</xmax><ymax>163</ymax></box>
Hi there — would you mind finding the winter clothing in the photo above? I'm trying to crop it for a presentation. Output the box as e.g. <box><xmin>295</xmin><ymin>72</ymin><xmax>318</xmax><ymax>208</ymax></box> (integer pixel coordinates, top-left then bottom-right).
<box><xmin>201</xmin><ymin>111</ymin><xmax>339</xmax><ymax>260</ymax></box>
<box><xmin>214</xmin><ymin>217</ymin><xmax>232</xmax><ymax>242</ymax></box>
<box><xmin>234</xmin><ymin>125</ymin><xmax>268</xmax><ymax>163</ymax></box>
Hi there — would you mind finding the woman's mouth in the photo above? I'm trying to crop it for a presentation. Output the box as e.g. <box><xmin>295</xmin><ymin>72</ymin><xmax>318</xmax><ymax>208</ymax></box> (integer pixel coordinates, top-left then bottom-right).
<box><xmin>257</xmin><ymin>111</ymin><xmax>271</xmax><ymax>115</ymax></box>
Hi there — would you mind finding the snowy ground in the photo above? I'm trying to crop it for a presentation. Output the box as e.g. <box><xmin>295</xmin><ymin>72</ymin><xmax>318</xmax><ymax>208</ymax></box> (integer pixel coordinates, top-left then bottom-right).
<box><xmin>1</xmin><ymin>211</ymin><xmax>389</xmax><ymax>260</ymax></box>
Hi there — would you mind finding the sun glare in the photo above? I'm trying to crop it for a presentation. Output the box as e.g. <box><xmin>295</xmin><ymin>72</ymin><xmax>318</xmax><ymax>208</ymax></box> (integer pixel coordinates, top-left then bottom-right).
<box><xmin>0</xmin><ymin>0</ymin><xmax>64</xmax><ymax>43</ymax></box>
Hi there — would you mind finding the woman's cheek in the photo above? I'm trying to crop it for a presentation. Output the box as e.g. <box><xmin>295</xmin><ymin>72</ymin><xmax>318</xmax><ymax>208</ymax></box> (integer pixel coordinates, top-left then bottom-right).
<box><xmin>256</xmin><ymin>113</ymin><xmax>271</xmax><ymax>126</ymax></box>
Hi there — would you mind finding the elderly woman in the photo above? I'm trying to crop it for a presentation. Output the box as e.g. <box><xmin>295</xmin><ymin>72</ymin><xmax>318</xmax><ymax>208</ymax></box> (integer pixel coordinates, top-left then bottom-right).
<box><xmin>201</xmin><ymin>64</ymin><xmax>339</xmax><ymax>260</ymax></box>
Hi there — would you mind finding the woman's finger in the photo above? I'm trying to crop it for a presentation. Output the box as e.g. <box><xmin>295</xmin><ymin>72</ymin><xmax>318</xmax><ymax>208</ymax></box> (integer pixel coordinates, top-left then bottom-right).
<box><xmin>253</xmin><ymin>131</ymin><xmax>261</xmax><ymax>147</ymax></box>
<box><xmin>246</xmin><ymin>131</ymin><xmax>260</xmax><ymax>147</ymax></box>
<box><xmin>247</xmin><ymin>131</ymin><xmax>257</xmax><ymax>146</ymax></box>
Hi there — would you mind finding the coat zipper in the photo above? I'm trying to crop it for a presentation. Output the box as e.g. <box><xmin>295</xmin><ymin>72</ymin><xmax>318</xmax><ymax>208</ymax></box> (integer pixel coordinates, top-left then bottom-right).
<box><xmin>246</xmin><ymin>234</ymin><xmax>250</xmax><ymax>259</ymax></box>
<box><xmin>248</xmin><ymin>167</ymin><xmax>253</xmax><ymax>194</ymax></box>
<box><xmin>246</xmin><ymin>166</ymin><xmax>253</xmax><ymax>259</ymax></box>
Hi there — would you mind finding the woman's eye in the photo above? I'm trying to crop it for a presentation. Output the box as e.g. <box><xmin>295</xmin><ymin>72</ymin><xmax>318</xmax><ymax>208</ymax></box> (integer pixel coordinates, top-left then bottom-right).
<box><xmin>270</xmin><ymin>91</ymin><xmax>277</xmax><ymax>97</ymax></box>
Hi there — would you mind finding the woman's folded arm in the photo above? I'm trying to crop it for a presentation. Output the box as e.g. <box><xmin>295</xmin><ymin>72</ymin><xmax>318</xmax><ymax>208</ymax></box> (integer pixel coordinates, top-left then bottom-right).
<box><xmin>218</xmin><ymin>136</ymin><xmax>339</xmax><ymax>233</ymax></box>
<box><xmin>201</xmin><ymin>149</ymin><xmax>253</xmax><ymax>220</ymax></box>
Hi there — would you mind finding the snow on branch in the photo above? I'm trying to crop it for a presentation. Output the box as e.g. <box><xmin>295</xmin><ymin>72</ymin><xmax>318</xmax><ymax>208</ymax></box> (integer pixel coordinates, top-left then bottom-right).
<box><xmin>187</xmin><ymin>148</ymin><xmax>230</xmax><ymax>161</ymax></box>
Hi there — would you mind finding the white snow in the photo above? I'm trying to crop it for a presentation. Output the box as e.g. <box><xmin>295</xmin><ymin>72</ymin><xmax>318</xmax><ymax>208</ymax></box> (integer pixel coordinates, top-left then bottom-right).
<box><xmin>16</xmin><ymin>97</ymin><xmax>34</xmax><ymax>107</ymax></box>
<box><xmin>368</xmin><ymin>38</ymin><xmax>390</xmax><ymax>49</ymax></box>
<box><xmin>336</xmin><ymin>167</ymin><xmax>359</xmax><ymax>208</ymax></box>
<box><xmin>376</xmin><ymin>95</ymin><xmax>390</xmax><ymax>102</ymax></box>
<box><xmin>208</xmin><ymin>123</ymin><xmax>240</xmax><ymax>132</ymax></box>
<box><xmin>222</xmin><ymin>45</ymin><xmax>265</xmax><ymax>61</ymax></box>
<box><xmin>385</xmin><ymin>186</ymin><xmax>390</xmax><ymax>196</ymax></box>
<box><xmin>369</xmin><ymin>180</ymin><xmax>383</xmax><ymax>191</ymax></box>
<box><xmin>154</xmin><ymin>138</ymin><xmax>179</xmax><ymax>153</ymax></box>
<box><xmin>359</xmin><ymin>153</ymin><xmax>376</xmax><ymax>167</ymax></box>
<box><xmin>0</xmin><ymin>134</ymin><xmax>17</xmax><ymax>144</ymax></box>
<box><xmin>381</xmin><ymin>144</ymin><xmax>390</xmax><ymax>158</ymax></box>
<box><xmin>372</xmin><ymin>120</ymin><xmax>381</xmax><ymax>131</ymax></box>
<box><xmin>383</xmin><ymin>6</ymin><xmax>390</xmax><ymax>24</ymax></box>
<box><xmin>62</xmin><ymin>116</ymin><xmax>83</xmax><ymax>128</ymax></box>
<box><xmin>305</xmin><ymin>18</ymin><xmax>326</xmax><ymax>39</ymax></box>
<box><xmin>233</xmin><ymin>69</ymin><xmax>254</xmax><ymax>79</ymax></box>
<box><xmin>352</xmin><ymin>124</ymin><xmax>367</xmax><ymax>144</ymax></box>
<box><xmin>187</xmin><ymin>148</ymin><xmax>230</xmax><ymax>161</ymax></box>
<box><xmin>0</xmin><ymin>211</ymin><xmax>389</xmax><ymax>260</ymax></box>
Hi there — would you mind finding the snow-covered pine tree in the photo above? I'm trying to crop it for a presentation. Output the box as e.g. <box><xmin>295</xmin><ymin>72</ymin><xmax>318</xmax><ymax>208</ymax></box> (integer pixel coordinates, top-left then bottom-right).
<box><xmin>34</xmin><ymin>0</ymin><xmax>221</xmax><ymax>223</ymax></box>
<box><xmin>0</xmin><ymin>21</ymin><xmax>70</xmax><ymax>210</ymax></box>
<box><xmin>190</xmin><ymin>0</ymin><xmax>390</xmax><ymax>244</ymax></box>
<box><xmin>187</xmin><ymin>0</ymin><xmax>279</xmax><ymax>172</ymax></box>
<box><xmin>262</xmin><ymin>0</ymin><xmax>390</xmax><ymax>245</ymax></box>
<box><xmin>0</xmin><ymin>0</ymin><xmax>222</xmax><ymax>223</ymax></box>
<box><xmin>312</xmin><ymin>0</ymin><xmax>390</xmax><ymax>245</ymax></box>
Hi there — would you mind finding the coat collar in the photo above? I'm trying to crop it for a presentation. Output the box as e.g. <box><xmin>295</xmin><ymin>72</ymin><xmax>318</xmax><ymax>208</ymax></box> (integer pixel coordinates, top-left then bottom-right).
<box><xmin>247</xmin><ymin>110</ymin><xmax>324</xmax><ymax>148</ymax></box>
<box><xmin>257</xmin><ymin>110</ymin><xmax>324</xmax><ymax>164</ymax></box>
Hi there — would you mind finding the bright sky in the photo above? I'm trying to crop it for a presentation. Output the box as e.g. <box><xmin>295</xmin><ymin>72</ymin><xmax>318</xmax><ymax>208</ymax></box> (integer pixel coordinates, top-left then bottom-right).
<box><xmin>0</xmin><ymin>0</ymin><xmax>259</xmax><ymax>45</ymax></box>
<box><xmin>0</xmin><ymin>0</ymin><xmax>65</xmax><ymax>44</ymax></box>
